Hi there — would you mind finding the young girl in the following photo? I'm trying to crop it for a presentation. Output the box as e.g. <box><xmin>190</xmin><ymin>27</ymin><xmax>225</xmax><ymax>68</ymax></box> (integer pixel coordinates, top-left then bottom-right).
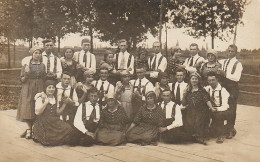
<box><xmin>17</xmin><ymin>47</ymin><xmax>46</xmax><ymax>139</ymax></box>
<box><xmin>60</xmin><ymin>48</ymin><xmax>78</xmax><ymax>88</ymax></box>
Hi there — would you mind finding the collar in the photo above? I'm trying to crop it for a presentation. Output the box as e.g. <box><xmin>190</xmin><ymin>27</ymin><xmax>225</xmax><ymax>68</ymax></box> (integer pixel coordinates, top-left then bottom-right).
<box><xmin>98</xmin><ymin>79</ymin><xmax>108</xmax><ymax>83</ymax></box>
<box><xmin>192</xmin><ymin>53</ymin><xmax>199</xmax><ymax>58</ymax></box>
<box><xmin>229</xmin><ymin>57</ymin><xmax>237</xmax><ymax>61</ymax></box>
<box><xmin>81</xmin><ymin>50</ymin><xmax>90</xmax><ymax>54</ymax></box>
<box><xmin>56</xmin><ymin>82</ymin><xmax>71</xmax><ymax>90</ymax></box>
<box><xmin>177</xmin><ymin>81</ymin><xmax>185</xmax><ymax>85</ymax></box>
<box><xmin>155</xmin><ymin>52</ymin><xmax>162</xmax><ymax>57</ymax></box>
<box><xmin>86</xmin><ymin>101</ymin><xmax>99</xmax><ymax>106</ymax></box>
<box><xmin>42</xmin><ymin>51</ymin><xmax>54</xmax><ymax>57</ymax></box>
<box><xmin>211</xmin><ymin>83</ymin><xmax>222</xmax><ymax>91</ymax></box>
<box><xmin>119</xmin><ymin>51</ymin><xmax>129</xmax><ymax>55</ymax></box>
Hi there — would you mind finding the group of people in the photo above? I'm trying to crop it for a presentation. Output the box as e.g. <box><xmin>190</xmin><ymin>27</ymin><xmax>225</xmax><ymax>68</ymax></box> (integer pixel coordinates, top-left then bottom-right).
<box><xmin>16</xmin><ymin>38</ymin><xmax>243</xmax><ymax>146</ymax></box>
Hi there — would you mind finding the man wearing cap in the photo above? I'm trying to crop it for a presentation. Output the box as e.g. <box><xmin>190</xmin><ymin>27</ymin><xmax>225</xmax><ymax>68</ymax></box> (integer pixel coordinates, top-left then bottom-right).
<box><xmin>218</xmin><ymin>44</ymin><xmax>243</xmax><ymax>139</ymax></box>
<box><xmin>179</xmin><ymin>43</ymin><xmax>205</xmax><ymax>73</ymax></box>
<box><xmin>73</xmin><ymin>38</ymin><xmax>96</xmax><ymax>78</ymax></box>
<box><xmin>147</xmin><ymin>41</ymin><xmax>167</xmax><ymax>84</ymax></box>
<box><xmin>114</xmin><ymin>39</ymin><xmax>135</xmax><ymax>75</ymax></box>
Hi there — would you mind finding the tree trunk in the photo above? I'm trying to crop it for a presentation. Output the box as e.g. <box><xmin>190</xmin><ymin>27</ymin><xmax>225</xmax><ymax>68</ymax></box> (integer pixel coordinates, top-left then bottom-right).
<box><xmin>159</xmin><ymin>0</ymin><xmax>163</xmax><ymax>48</ymax></box>
<box><xmin>211</xmin><ymin>31</ymin><xmax>214</xmax><ymax>49</ymax></box>
<box><xmin>132</xmin><ymin>38</ymin><xmax>137</xmax><ymax>52</ymax></box>
<box><xmin>7</xmin><ymin>37</ymin><xmax>10</xmax><ymax>68</ymax></box>
<box><xmin>58</xmin><ymin>36</ymin><xmax>61</xmax><ymax>57</ymax></box>
<box><xmin>90</xmin><ymin>26</ymin><xmax>93</xmax><ymax>53</ymax></box>
<box><xmin>165</xmin><ymin>23</ymin><xmax>168</xmax><ymax>58</ymax></box>
<box><xmin>13</xmin><ymin>40</ymin><xmax>16</xmax><ymax>67</ymax></box>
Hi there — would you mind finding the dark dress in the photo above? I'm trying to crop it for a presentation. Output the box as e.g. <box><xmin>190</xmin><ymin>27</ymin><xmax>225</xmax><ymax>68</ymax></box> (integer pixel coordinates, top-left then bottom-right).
<box><xmin>32</xmin><ymin>102</ymin><xmax>75</xmax><ymax>146</ymax></box>
<box><xmin>126</xmin><ymin>105</ymin><xmax>164</xmax><ymax>144</ymax></box>
<box><xmin>96</xmin><ymin>106</ymin><xmax>129</xmax><ymax>146</ymax></box>
<box><xmin>182</xmin><ymin>87</ymin><xmax>210</xmax><ymax>139</ymax></box>
<box><xmin>17</xmin><ymin>62</ymin><xmax>46</xmax><ymax>122</ymax></box>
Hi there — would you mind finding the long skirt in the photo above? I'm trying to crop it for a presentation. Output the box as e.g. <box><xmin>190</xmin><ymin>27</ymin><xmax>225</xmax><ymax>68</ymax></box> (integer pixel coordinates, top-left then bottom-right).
<box><xmin>96</xmin><ymin>124</ymin><xmax>126</xmax><ymax>146</ymax></box>
<box><xmin>126</xmin><ymin>123</ymin><xmax>159</xmax><ymax>144</ymax></box>
<box><xmin>16</xmin><ymin>79</ymin><xmax>44</xmax><ymax>121</ymax></box>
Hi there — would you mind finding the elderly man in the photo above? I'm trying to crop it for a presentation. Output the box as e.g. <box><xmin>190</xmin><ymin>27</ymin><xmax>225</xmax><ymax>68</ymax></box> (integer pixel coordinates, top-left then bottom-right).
<box><xmin>147</xmin><ymin>41</ymin><xmax>167</xmax><ymax>84</ymax></box>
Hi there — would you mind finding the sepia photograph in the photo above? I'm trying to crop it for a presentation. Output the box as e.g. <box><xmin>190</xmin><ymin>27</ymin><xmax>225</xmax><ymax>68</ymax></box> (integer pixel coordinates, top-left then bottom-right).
<box><xmin>0</xmin><ymin>0</ymin><xmax>260</xmax><ymax>161</ymax></box>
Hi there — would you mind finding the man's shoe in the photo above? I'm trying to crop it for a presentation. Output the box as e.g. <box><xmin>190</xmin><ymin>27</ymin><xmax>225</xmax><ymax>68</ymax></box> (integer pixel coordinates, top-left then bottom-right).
<box><xmin>216</xmin><ymin>136</ymin><xmax>224</xmax><ymax>144</ymax></box>
<box><xmin>232</xmin><ymin>128</ymin><xmax>237</xmax><ymax>137</ymax></box>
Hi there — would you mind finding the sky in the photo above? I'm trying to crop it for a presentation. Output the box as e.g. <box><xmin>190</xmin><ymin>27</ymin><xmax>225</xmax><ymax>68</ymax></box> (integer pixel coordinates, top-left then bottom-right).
<box><xmin>45</xmin><ymin>0</ymin><xmax>260</xmax><ymax>51</ymax></box>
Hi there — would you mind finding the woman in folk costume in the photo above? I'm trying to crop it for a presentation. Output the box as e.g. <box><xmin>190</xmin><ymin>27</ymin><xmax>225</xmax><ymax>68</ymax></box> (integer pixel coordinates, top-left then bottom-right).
<box><xmin>60</xmin><ymin>47</ymin><xmax>78</xmax><ymax>88</ymax></box>
<box><xmin>126</xmin><ymin>91</ymin><xmax>164</xmax><ymax>146</ymax></box>
<box><xmin>182</xmin><ymin>72</ymin><xmax>214</xmax><ymax>145</ymax></box>
<box><xmin>32</xmin><ymin>80</ymin><xmax>79</xmax><ymax>146</ymax></box>
<box><xmin>96</xmin><ymin>92</ymin><xmax>130</xmax><ymax>146</ymax></box>
<box><xmin>17</xmin><ymin>47</ymin><xmax>46</xmax><ymax>139</ymax></box>
<box><xmin>115</xmin><ymin>70</ymin><xmax>134</xmax><ymax>121</ymax></box>
<box><xmin>200</xmin><ymin>49</ymin><xmax>222</xmax><ymax>86</ymax></box>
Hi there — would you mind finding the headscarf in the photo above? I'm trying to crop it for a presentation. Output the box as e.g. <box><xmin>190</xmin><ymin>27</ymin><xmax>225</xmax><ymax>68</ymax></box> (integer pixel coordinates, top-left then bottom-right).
<box><xmin>29</xmin><ymin>46</ymin><xmax>42</xmax><ymax>55</ymax></box>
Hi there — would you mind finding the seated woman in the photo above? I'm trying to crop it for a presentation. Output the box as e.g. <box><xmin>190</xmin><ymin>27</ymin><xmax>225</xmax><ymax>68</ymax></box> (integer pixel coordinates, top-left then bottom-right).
<box><xmin>76</xmin><ymin>69</ymin><xmax>95</xmax><ymax>104</ymax></box>
<box><xmin>60</xmin><ymin>47</ymin><xmax>78</xmax><ymax>88</ymax></box>
<box><xmin>32</xmin><ymin>80</ymin><xmax>78</xmax><ymax>146</ymax></box>
<box><xmin>154</xmin><ymin>72</ymin><xmax>173</xmax><ymax>103</ymax></box>
<box><xmin>126</xmin><ymin>91</ymin><xmax>164</xmax><ymax>146</ymax></box>
<box><xmin>96</xmin><ymin>92</ymin><xmax>129</xmax><ymax>146</ymax></box>
<box><xmin>159</xmin><ymin>90</ymin><xmax>193</xmax><ymax>143</ymax></box>
<box><xmin>182</xmin><ymin>72</ymin><xmax>214</xmax><ymax>145</ymax></box>
<box><xmin>200</xmin><ymin>49</ymin><xmax>222</xmax><ymax>86</ymax></box>
<box><xmin>115</xmin><ymin>70</ymin><xmax>134</xmax><ymax>121</ymax></box>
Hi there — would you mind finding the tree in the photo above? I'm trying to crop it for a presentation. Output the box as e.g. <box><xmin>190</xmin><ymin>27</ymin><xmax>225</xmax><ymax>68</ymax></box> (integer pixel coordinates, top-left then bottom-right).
<box><xmin>169</xmin><ymin>0</ymin><xmax>248</xmax><ymax>49</ymax></box>
<box><xmin>93</xmin><ymin>0</ymin><xmax>168</xmax><ymax>50</ymax></box>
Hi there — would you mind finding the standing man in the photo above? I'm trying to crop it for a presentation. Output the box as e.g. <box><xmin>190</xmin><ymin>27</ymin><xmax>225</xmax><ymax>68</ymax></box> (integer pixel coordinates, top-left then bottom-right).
<box><xmin>179</xmin><ymin>43</ymin><xmax>205</xmax><ymax>73</ymax></box>
<box><xmin>42</xmin><ymin>39</ymin><xmax>62</xmax><ymax>80</ymax></box>
<box><xmin>148</xmin><ymin>41</ymin><xmax>167</xmax><ymax>84</ymax></box>
<box><xmin>114</xmin><ymin>39</ymin><xmax>135</xmax><ymax>75</ymax></box>
<box><xmin>219</xmin><ymin>44</ymin><xmax>243</xmax><ymax>139</ymax></box>
<box><xmin>73</xmin><ymin>38</ymin><xmax>96</xmax><ymax>81</ymax></box>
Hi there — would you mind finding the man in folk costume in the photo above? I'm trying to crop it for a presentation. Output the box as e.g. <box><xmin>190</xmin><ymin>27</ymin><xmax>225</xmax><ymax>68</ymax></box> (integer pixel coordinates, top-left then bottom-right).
<box><xmin>219</xmin><ymin>44</ymin><xmax>243</xmax><ymax>139</ymax></box>
<box><xmin>22</xmin><ymin>39</ymin><xmax>62</xmax><ymax>80</ymax></box>
<box><xmin>159</xmin><ymin>90</ymin><xmax>193</xmax><ymax>143</ymax></box>
<box><xmin>114</xmin><ymin>39</ymin><xmax>135</xmax><ymax>82</ymax></box>
<box><xmin>92</xmin><ymin>67</ymin><xmax>115</xmax><ymax>108</ymax></box>
<box><xmin>74</xmin><ymin>88</ymin><xmax>101</xmax><ymax>146</ymax></box>
<box><xmin>130</xmin><ymin>64</ymin><xmax>154</xmax><ymax>115</ymax></box>
<box><xmin>73</xmin><ymin>38</ymin><xmax>96</xmax><ymax>82</ymax></box>
<box><xmin>147</xmin><ymin>41</ymin><xmax>167</xmax><ymax>85</ymax></box>
<box><xmin>179</xmin><ymin>43</ymin><xmax>205</xmax><ymax>74</ymax></box>
<box><xmin>204</xmin><ymin>71</ymin><xmax>231</xmax><ymax>144</ymax></box>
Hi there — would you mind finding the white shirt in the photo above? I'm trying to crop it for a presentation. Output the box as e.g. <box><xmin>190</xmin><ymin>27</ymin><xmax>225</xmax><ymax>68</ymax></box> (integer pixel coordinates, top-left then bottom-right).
<box><xmin>42</xmin><ymin>52</ymin><xmax>63</xmax><ymax>78</ymax></box>
<box><xmin>130</xmin><ymin>77</ymin><xmax>154</xmax><ymax>101</ymax></box>
<box><xmin>219</xmin><ymin>57</ymin><xmax>243</xmax><ymax>82</ymax></box>
<box><xmin>148</xmin><ymin>52</ymin><xmax>167</xmax><ymax>78</ymax></box>
<box><xmin>74</xmin><ymin>101</ymin><xmax>100</xmax><ymax>134</ymax></box>
<box><xmin>35</xmin><ymin>97</ymin><xmax>56</xmax><ymax>114</ymax></box>
<box><xmin>160</xmin><ymin>101</ymin><xmax>183</xmax><ymax>130</ymax></box>
<box><xmin>21</xmin><ymin>52</ymin><xmax>63</xmax><ymax>78</ymax></box>
<box><xmin>173</xmin><ymin>81</ymin><xmax>188</xmax><ymax>103</ymax></box>
<box><xmin>92</xmin><ymin>80</ymin><xmax>115</xmax><ymax>101</ymax></box>
<box><xmin>73</xmin><ymin>50</ymin><xmax>96</xmax><ymax>73</ymax></box>
<box><xmin>115</xmin><ymin>51</ymin><xmax>135</xmax><ymax>74</ymax></box>
<box><xmin>204</xmin><ymin>83</ymin><xmax>230</xmax><ymax>111</ymax></box>
<box><xmin>183</xmin><ymin>54</ymin><xmax>205</xmax><ymax>72</ymax></box>
<box><xmin>56</xmin><ymin>82</ymin><xmax>79</xmax><ymax>107</ymax></box>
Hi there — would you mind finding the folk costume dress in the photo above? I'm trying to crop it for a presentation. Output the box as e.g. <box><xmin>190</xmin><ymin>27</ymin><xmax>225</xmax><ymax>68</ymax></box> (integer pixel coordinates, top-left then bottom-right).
<box><xmin>17</xmin><ymin>62</ymin><xmax>46</xmax><ymax>122</ymax></box>
<box><xmin>32</xmin><ymin>97</ymin><xmax>75</xmax><ymax>146</ymax></box>
<box><xmin>96</xmin><ymin>105</ymin><xmax>129</xmax><ymax>146</ymax></box>
<box><xmin>126</xmin><ymin>105</ymin><xmax>164</xmax><ymax>144</ymax></box>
